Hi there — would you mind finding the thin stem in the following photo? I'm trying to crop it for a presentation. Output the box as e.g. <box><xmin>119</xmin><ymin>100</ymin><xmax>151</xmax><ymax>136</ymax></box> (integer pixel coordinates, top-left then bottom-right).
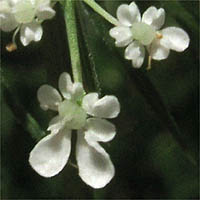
<box><xmin>147</xmin><ymin>56</ymin><xmax>152</xmax><ymax>70</ymax></box>
<box><xmin>64</xmin><ymin>0</ymin><xmax>82</xmax><ymax>83</ymax></box>
<box><xmin>69</xmin><ymin>160</ymin><xmax>78</xmax><ymax>169</ymax></box>
<box><xmin>147</xmin><ymin>43</ymin><xmax>153</xmax><ymax>70</ymax></box>
<box><xmin>12</xmin><ymin>26</ymin><xmax>20</xmax><ymax>45</ymax></box>
<box><xmin>83</xmin><ymin>0</ymin><xmax>118</xmax><ymax>26</ymax></box>
<box><xmin>6</xmin><ymin>26</ymin><xmax>20</xmax><ymax>52</ymax></box>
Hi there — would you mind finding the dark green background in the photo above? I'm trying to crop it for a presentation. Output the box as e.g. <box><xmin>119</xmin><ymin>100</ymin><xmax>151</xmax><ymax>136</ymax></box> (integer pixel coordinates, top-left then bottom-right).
<box><xmin>1</xmin><ymin>0</ymin><xmax>199</xmax><ymax>199</ymax></box>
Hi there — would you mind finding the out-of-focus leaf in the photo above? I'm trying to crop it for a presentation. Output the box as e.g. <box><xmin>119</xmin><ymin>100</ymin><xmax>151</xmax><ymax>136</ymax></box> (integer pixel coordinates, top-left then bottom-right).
<box><xmin>1</xmin><ymin>68</ymin><xmax>45</xmax><ymax>141</ymax></box>
<box><xmin>162</xmin><ymin>1</ymin><xmax>198</xmax><ymax>35</ymax></box>
<box><xmin>76</xmin><ymin>2</ymin><xmax>126</xmax><ymax>94</ymax></box>
<box><xmin>76</xmin><ymin>0</ymin><xmax>196</xmax><ymax>164</ymax></box>
<box><xmin>57</xmin><ymin>0</ymin><xmax>65</xmax><ymax>7</ymax></box>
<box><xmin>1</xmin><ymin>4</ymin><xmax>94</xmax><ymax>198</ymax></box>
<box><xmin>77</xmin><ymin>1</ymin><xmax>198</xmax><ymax>198</ymax></box>
<box><xmin>1</xmin><ymin>0</ymin><xmax>198</xmax><ymax>199</ymax></box>
<box><xmin>148</xmin><ymin>132</ymin><xmax>199</xmax><ymax>199</ymax></box>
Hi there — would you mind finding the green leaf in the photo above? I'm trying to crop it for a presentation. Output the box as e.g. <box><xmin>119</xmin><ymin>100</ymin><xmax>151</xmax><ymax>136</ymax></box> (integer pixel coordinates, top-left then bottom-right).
<box><xmin>77</xmin><ymin>2</ymin><xmax>198</xmax><ymax>198</ymax></box>
<box><xmin>1</xmin><ymin>69</ymin><xmax>45</xmax><ymax>141</ymax></box>
<box><xmin>77</xmin><ymin>1</ymin><xmax>196</xmax><ymax>164</ymax></box>
<box><xmin>1</xmin><ymin>0</ymin><xmax>198</xmax><ymax>198</ymax></box>
<box><xmin>148</xmin><ymin>132</ymin><xmax>199</xmax><ymax>198</ymax></box>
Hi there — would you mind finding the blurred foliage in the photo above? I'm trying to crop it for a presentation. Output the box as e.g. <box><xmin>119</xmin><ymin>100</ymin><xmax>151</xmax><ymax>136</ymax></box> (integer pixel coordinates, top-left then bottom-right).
<box><xmin>1</xmin><ymin>0</ymin><xmax>199</xmax><ymax>199</ymax></box>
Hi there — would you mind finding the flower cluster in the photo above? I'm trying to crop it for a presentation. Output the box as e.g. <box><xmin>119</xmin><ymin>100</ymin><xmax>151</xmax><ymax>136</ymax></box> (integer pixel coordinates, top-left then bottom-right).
<box><xmin>29</xmin><ymin>72</ymin><xmax>120</xmax><ymax>189</ymax></box>
<box><xmin>109</xmin><ymin>1</ymin><xmax>190</xmax><ymax>68</ymax></box>
<box><xmin>0</xmin><ymin>0</ymin><xmax>55</xmax><ymax>47</ymax></box>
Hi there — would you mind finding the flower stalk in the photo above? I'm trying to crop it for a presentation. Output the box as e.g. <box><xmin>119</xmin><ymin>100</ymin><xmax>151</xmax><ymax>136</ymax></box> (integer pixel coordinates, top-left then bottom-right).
<box><xmin>64</xmin><ymin>0</ymin><xmax>82</xmax><ymax>83</ymax></box>
<box><xmin>83</xmin><ymin>0</ymin><xmax>118</xmax><ymax>26</ymax></box>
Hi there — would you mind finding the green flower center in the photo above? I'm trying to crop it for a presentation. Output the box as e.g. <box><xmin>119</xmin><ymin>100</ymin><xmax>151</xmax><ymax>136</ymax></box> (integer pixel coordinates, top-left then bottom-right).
<box><xmin>131</xmin><ymin>22</ymin><xmax>156</xmax><ymax>45</ymax></box>
<box><xmin>58</xmin><ymin>100</ymin><xmax>87</xmax><ymax>130</ymax></box>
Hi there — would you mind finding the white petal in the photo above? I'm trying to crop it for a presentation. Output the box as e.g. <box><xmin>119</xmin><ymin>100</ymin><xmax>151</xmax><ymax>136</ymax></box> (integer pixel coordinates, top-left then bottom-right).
<box><xmin>0</xmin><ymin>1</ymin><xmax>18</xmax><ymax>31</ymax></box>
<box><xmin>0</xmin><ymin>13</ymin><xmax>18</xmax><ymax>32</ymax></box>
<box><xmin>35</xmin><ymin>0</ymin><xmax>55</xmax><ymax>20</ymax></box>
<box><xmin>85</xmin><ymin>118</ymin><xmax>116</xmax><ymax>142</ymax></box>
<box><xmin>83</xmin><ymin>94</ymin><xmax>120</xmax><ymax>119</ymax></box>
<box><xmin>58</xmin><ymin>72</ymin><xmax>73</xmax><ymax>99</ymax></box>
<box><xmin>12</xmin><ymin>0</ymin><xmax>35</xmax><ymax>24</ymax></box>
<box><xmin>47</xmin><ymin>115</ymin><xmax>65</xmax><ymax>134</ymax></box>
<box><xmin>36</xmin><ymin>5</ymin><xmax>55</xmax><ymax>20</ymax></box>
<box><xmin>160</xmin><ymin>27</ymin><xmax>190</xmax><ymax>52</ymax></box>
<box><xmin>117</xmin><ymin>2</ymin><xmax>141</xmax><ymax>26</ymax></box>
<box><xmin>92</xmin><ymin>96</ymin><xmax>120</xmax><ymax>118</ymax></box>
<box><xmin>149</xmin><ymin>39</ymin><xmax>170</xmax><ymax>60</ymax></box>
<box><xmin>0</xmin><ymin>0</ymin><xmax>11</xmax><ymax>13</ymax></box>
<box><xmin>9</xmin><ymin>0</ymin><xmax>20</xmax><ymax>6</ymax></box>
<box><xmin>82</xmin><ymin>93</ymin><xmax>99</xmax><ymax>114</ymax></box>
<box><xmin>37</xmin><ymin>84</ymin><xmax>62</xmax><ymax>111</ymax></box>
<box><xmin>71</xmin><ymin>82</ymin><xmax>84</xmax><ymax>101</ymax></box>
<box><xmin>29</xmin><ymin>129</ymin><xmax>71</xmax><ymax>177</ymax></box>
<box><xmin>125</xmin><ymin>41</ymin><xmax>145</xmax><ymax>68</ymax></box>
<box><xmin>109</xmin><ymin>26</ymin><xmax>133</xmax><ymax>47</ymax></box>
<box><xmin>76</xmin><ymin>133</ymin><xmax>115</xmax><ymax>188</ymax></box>
<box><xmin>58</xmin><ymin>72</ymin><xmax>84</xmax><ymax>101</ymax></box>
<box><xmin>20</xmin><ymin>22</ymin><xmax>43</xmax><ymax>46</ymax></box>
<box><xmin>142</xmin><ymin>7</ymin><xmax>165</xmax><ymax>30</ymax></box>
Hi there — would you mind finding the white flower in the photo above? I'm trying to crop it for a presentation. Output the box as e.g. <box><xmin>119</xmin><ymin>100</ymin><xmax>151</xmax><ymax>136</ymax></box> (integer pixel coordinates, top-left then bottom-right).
<box><xmin>29</xmin><ymin>72</ymin><xmax>120</xmax><ymax>189</ymax></box>
<box><xmin>109</xmin><ymin>1</ymin><xmax>190</xmax><ymax>69</ymax></box>
<box><xmin>0</xmin><ymin>0</ymin><xmax>55</xmax><ymax>47</ymax></box>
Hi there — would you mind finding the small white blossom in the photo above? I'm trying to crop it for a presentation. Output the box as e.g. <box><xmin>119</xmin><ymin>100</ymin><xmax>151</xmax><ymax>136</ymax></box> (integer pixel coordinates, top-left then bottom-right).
<box><xmin>109</xmin><ymin>1</ymin><xmax>190</xmax><ymax>69</ymax></box>
<box><xmin>0</xmin><ymin>0</ymin><xmax>55</xmax><ymax>47</ymax></box>
<box><xmin>29</xmin><ymin>72</ymin><xmax>120</xmax><ymax>189</ymax></box>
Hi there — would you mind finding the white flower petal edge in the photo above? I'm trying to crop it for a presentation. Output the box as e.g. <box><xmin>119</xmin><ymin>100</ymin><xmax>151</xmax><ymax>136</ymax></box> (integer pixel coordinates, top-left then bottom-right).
<box><xmin>92</xmin><ymin>96</ymin><xmax>120</xmax><ymax>118</ymax></box>
<box><xmin>0</xmin><ymin>11</ymin><xmax>18</xmax><ymax>32</ymax></box>
<box><xmin>109</xmin><ymin>26</ymin><xmax>133</xmax><ymax>47</ymax></box>
<box><xmin>29</xmin><ymin>128</ymin><xmax>71</xmax><ymax>178</ymax></box>
<box><xmin>76</xmin><ymin>133</ymin><xmax>115</xmax><ymax>189</ymax></box>
<box><xmin>83</xmin><ymin>93</ymin><xmax>120</xmax><ymax>118</ymax></box>
<box><xmin>160</xmin><ymin>27</ymin><xmax>190</xmax><ymax>52</ymax></box>
<box><xmin>47</xmin><ymin>115</ymin><xmax>65</xmax><ymax>134</ymax></box>
<box><xmin>58</xmin><ymin>72</ymin><xmax>84</xmax><ymax>101</ymax></box>
<box><xmin>0</xmin><ymin>0</ymin><xmax>18</xmax><ymax>31</ymax></box>
<box><xmin>117</xmin><ymin>2</ymin><xmax>141</xmax><ymax>26</ymax></box>
<box><xmin>82</xmin><ymin>93</ymin><xmax>99</xmax><ymax>114</ymax></box>
<box><xmin>71</xmin><ymin>82</ymin><xmax>84</xmax><ymax>101</ymax></box>
<box><xmin>37</xmin><ymin>84</ymin><xmax>62</xmax><ymax>111</ymax></box>
<box><xmin>149</xmin><ymin>39</ymin><xmax>170</xmax><ymax>60</ymax></box>
<box><xmin>85</xmin><ymin>118</ymin><xmax>116</xmax><ymax>142</ymax></box>
<box><xmin>37</xmin><ymin>6</ymin><xmax>56</xmax><ymax>20</ymax></box>
<box><xmin>58</xmin><ymin>72</ymin><xmax>74</xmax><ymax>99</ymax></box>
<box><xmin>125</xmin><ymin>41</ymin><xmax>145</xmax><ymax>68</ymax></box>
<box><xmin>20</xmin><ymin>22</ymin><xmax>43</xmax><ymax>46</ymax></box>
<box><xmin>142</xmin><ymin>7</ymin><xmax>165</xmax><ymax>30</ymax></box>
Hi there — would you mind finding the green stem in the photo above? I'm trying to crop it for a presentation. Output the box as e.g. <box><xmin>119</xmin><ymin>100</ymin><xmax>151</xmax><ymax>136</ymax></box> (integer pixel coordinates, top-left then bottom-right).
<box><xmin>64</xmin><ymin>0</ymin><xmax>82</xmax><ymax>83</ymax></box>
<box><xmin>83</xmin><ymin>0</ymin><xmax>118</xmax><ymax>26</ymax></box>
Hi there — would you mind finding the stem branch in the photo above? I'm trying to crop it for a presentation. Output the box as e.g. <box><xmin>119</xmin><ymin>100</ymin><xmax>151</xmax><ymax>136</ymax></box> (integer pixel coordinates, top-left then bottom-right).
<box><xmin>64</xmin><ymin>0</ymin><xmax>82</xmax><ymax>82</ymax></box>
<box><xmin>83</xmin><ymin>0</ymin><xmax>118</xmax><ymax>26</ymax></box>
